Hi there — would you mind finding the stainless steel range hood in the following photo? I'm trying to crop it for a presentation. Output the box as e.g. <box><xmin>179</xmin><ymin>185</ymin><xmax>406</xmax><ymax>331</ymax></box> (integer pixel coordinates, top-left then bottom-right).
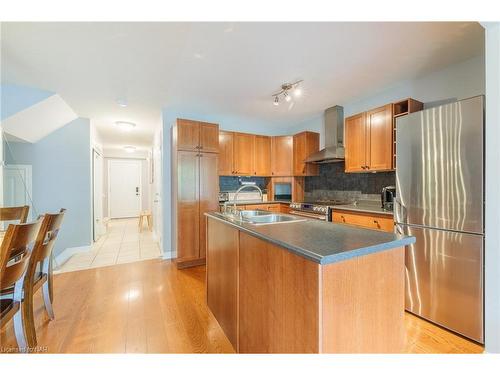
<box><xmin>304</xmin><ymin>105</ymin><xmax>345</xmax><ymax>163</ymax></box>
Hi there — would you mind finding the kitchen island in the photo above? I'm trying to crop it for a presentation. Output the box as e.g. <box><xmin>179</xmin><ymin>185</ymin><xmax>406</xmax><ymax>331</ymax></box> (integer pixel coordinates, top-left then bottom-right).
<box><xmin>205</xmin><ymin>212</ymin><xmax>415</xmax><ymax>353</ymax></box>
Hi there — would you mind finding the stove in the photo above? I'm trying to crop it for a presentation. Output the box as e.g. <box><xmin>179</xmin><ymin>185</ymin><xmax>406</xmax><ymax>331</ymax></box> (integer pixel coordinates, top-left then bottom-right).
<box><xmin>289</xmin><ymin>200</ymin><xmax>349</xmax><ymax>221</ymax></box>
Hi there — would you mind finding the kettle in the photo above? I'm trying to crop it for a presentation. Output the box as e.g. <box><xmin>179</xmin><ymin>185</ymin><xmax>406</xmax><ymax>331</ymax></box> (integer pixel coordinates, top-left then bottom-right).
<box><xmin>381</xmin><ymin>186</ymin><xmax>396</xmax><ymax>211</ymax></box>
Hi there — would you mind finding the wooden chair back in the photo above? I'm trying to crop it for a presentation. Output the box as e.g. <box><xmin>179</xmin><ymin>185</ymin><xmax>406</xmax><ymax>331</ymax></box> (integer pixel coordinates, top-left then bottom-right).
<box><xmin>31</xmin><ymin>209</ymin><xmax>66</xmax><ymax>264</ymax></box>
<box><xmin>0</xmin><ymin>206</ymin><xmax>30</xmax><ymax>224</ymax></box>
<box><xmin>0</xmin><ymin>219</ymin><xmax>42</xmax><ymax>290</ymax></box>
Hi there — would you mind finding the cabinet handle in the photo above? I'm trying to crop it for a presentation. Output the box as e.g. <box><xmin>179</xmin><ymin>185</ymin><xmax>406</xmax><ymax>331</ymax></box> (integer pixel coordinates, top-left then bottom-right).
<box><xmin>199</xmin><ymin>145</ymin><xmax>204</xmax><ymax>149</ymax></box>
<box><xmin>341</xmin><ymin>216</ymin><xmax>345</xmax><ymax>222</ymax></box>
<box><xmin>361</xmin><ymin>166</ymin><xmax>366</xmax><ymax>170</ymax></box>
<box><xmin>365</xmin><ymin>165</ymin><xmax>370</xmax><ymax>169</ymax></box>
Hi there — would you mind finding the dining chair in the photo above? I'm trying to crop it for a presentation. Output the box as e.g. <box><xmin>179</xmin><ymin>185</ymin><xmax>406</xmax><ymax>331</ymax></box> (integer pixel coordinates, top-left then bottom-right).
<box><xmin>0</xmin><ymin>205</ymin><xmax>30</xmax><ymax>224</ymax></box>
<box><xmin>0</xmin><ymin>219</ymin><xmax>42</xmax><ymax>352</ymax></box>
<box><xmin>21</xmin><ymin>209</ymin><xmax>66</xmax><ymax>347</ymax></box>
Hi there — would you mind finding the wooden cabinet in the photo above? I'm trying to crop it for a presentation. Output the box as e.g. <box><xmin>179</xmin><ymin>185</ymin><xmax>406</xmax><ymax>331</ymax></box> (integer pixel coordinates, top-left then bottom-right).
<box><xmin>366</xmin><ymin>104</ymin><xmax>393</xmax><ymax>171</ymax></box>
<box><xmin>293</xmin><ymin>131</ymin><xmax>320</xmax><ymax>176</ymax></box>
<box><xmin>254</xmin><ymin>135</ymin><xmax>272</xmax><ymax>176</ymax></box>
<box><xmin>176</xmin><ymin>118</ymin><xmax>219</xmax><ymax>152</ymax></box>
<box><xmin>345</xmin><ymin>113</ymin><xmax>367</xmax><ymax>173</ymax></box>
<box><xmin>345</xmin><ymin>105</ymin><xmax>393</xmax><ymax>172</ymax></box>
<box><xmin>206</xmin><ymin>218</ymin><xmax>238</xmax><ymax>348</ymax></box>
<box><xmin>233</xmin><ymin>133</ymin><xmax>255</xmax><ymax>175</ymax></box>
<box><xmin>218</xmin><ymin>131</ymin><xmax>234</xmax><ymax>175</ymax></box>
<box><xmin>173</xmin><ymin>119</ymin><xmax>219</xmax><ymax>268</ymax></box>
<box><xmin>271</xmin><ymin>136</ymin><xmax>293</xmax><ymax>176</ymax></box>
<box><xmin>332</xmin><ymin>210</ymin><xmax>394</xmax><ymax>232</ymax></box>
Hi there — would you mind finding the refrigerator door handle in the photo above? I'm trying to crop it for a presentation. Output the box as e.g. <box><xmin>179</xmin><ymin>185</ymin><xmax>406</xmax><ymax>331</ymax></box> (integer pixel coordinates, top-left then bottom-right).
<box><xmin>394</xmin><ymin>222</ymin><xmax>406</xmax><ymax>236</ymax></box>
<box><xmin>394</xmin><ymin>198</ymin><xmax>407</xmax><ymax>224</ymax></box>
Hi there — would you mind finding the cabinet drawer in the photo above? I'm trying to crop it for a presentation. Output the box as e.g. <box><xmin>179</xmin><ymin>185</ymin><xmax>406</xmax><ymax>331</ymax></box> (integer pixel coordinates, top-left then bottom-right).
<box><xmin>332</xmin><ymin>211</ymin><xmax>394</xmax><ymax>232</ymax></box>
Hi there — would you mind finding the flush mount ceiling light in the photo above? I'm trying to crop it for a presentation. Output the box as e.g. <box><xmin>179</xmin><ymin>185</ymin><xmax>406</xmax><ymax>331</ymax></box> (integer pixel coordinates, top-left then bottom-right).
<box><xmin>123</xmin><ymin>145</ymin><xmax>136</xmax><ymax>153</ymax></box>
<box><xmin>115</xmin><ymin>121</ymin><xmax>136</xmax><ymax>131</ymax></box>
<box><xmin>116</xmin><ymin>99</ymin><xmax>128</xmax><ymax>107</ymax></box>
<box><xmin>272</xmin><ymin>80</ymin><xmax>303</xmax><ymax>107</ymax></box>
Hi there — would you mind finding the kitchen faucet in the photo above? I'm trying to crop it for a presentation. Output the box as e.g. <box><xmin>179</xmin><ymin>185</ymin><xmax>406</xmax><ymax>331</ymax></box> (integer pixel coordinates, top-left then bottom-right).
<box><xmin>224</xmin><ymin>184</ymin><xmax>263</xmax><ymax>215</ymax></box>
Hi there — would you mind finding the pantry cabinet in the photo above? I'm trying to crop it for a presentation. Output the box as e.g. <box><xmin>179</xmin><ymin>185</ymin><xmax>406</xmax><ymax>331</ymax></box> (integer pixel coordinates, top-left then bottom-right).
<box><xmin>176</xmin><ymin>118</ymin><xmax>219</xmax><ymax>153</ymax></box>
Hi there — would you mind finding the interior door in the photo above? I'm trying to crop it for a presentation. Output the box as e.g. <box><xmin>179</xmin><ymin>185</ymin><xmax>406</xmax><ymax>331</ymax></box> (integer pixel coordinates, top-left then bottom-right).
<box><xmin>152</xmin><ymin>129</ymin><xmax>163</xmax><ymax>252</ymax></box>
<box><xmin>92</xmin><ymin>150</ymin><xmax>104</xmax><ymax>241</ymax></box>
<box><xmin>344</xmin><ymin>113</ymin><xmax>367</xmax><ymax>172</ymax></box>
<box><xmin>108</xmin><ymin>159</ymin><xmax>142</xmax><ymax>218</ymax></box>
<box><xmin>199</xmin><ymin>152</ymin><xmax>219</xmax><ymax>259</ymax></box>
<box><xmin>3</xmin><ymin>165</ymin><xmax>33</xmax><ymax>225</ymax></box>
<box><xmin>177</xmin><ymin>151</ymin><xmax>200</xmax><ymax>260</ymax></box>
<box><xmin>398</xmin><ymin>223</ymin><xmax>484</xmax><ymax>343</ymax></box>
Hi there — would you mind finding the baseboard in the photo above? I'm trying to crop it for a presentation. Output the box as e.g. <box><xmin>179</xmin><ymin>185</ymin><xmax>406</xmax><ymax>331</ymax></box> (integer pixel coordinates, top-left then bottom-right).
<box><xmin>54</xmin><ymin>245</ymin><xmax>91</xmax><ymax>268</ymax></box>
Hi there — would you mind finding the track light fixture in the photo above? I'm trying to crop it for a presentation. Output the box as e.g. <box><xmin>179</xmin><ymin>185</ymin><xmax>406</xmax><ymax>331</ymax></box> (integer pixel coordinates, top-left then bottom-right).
<box><xmin>272</xmin><ymin>80</ymin><xmax>303</xmax><ymax>107</ymax></box>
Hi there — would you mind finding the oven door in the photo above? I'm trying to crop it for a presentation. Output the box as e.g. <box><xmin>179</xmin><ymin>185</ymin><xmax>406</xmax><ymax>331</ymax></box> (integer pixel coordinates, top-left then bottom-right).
<box><xmin>289</xmin><ymin>210</ymin><xmax>327</xmax><ymax>221</ymax></box>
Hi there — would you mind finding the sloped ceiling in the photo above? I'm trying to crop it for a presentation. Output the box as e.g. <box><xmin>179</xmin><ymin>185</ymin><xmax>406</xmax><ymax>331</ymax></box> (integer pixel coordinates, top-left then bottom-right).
<box><xmin>1</xmin><ymin>94</ymin><xmax>77</xmax><ymax>143</ymax></box>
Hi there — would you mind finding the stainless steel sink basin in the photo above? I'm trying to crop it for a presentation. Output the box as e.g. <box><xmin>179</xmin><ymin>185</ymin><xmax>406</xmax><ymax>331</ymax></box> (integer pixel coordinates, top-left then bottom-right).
<box><xmin>243</xmin><ymin>213</ymin><xmax>307</xmax><ymax>225</ymax></box>
<box><xmin>239</xmin><ymin>210</ymin><xmax>271</xmax><ymax>218</ymax></box>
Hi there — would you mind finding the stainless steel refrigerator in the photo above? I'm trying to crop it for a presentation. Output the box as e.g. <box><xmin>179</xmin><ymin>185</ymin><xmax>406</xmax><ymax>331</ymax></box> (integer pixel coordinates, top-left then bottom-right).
<box><xmin>395</xmin><ymin>95</ymin><xmax>484</xmax><ymax>343</ymax></box>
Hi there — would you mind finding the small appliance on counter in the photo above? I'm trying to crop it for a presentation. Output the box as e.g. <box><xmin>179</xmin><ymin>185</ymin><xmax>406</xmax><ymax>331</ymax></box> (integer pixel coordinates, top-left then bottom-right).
<box><xmin>381</xmin><ymin>186</ymin><xmax>396</xmax><ymax>211</ymax></box>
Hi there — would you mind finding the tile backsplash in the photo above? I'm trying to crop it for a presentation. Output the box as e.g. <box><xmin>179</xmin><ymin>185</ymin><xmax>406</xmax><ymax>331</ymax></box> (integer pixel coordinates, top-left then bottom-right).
<box><xmin>304</xmin><ymin>162</ymin><xmax>395</xmax><ymax>202</ymax></box>
<box><xmin>219</xmin><ymin>176</ymin><xmax>268</xmax><ymax>192</ymax></box>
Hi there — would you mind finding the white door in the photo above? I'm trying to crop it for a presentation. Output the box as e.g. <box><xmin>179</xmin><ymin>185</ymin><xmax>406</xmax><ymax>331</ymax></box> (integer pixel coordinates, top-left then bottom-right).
<box><xmin>3</xmin><ymin>165</ymin><xmax>33</xmax><ymax>227</ymax></box>
<box><xmin>92</xmin><ymin>149</ymin><xmax>105</xmax><ymax>240</ymax></box>
<box><xmin>108</xmin><ymin>159</ymin><xmax>142</xmax><ymax>218</ymax></box>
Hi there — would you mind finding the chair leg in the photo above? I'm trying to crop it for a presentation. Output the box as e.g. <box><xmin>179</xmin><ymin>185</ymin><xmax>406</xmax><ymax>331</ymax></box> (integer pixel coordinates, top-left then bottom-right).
<box><xmin>13</xmin><ymin>307</ymin><xmax>28</xmax><ymax>353</ymax></box>
<box><xmin>42</xmin><ymin>259</ymin><xmax>55</xmax><ymax>320</ymax></box>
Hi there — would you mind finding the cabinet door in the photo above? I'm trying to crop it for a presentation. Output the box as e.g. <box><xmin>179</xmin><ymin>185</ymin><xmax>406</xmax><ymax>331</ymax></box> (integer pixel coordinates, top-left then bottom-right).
<box><xmin>293</xmin><ymin>132</ymin><xmax>319</xmax><ymax>176</ymax></box>
<box><xmin>199</xmin><ymin>152</ymin><xmax>219</xmax><ymax>259</ymax></box>
<box><xmin>176</xmin><ymin>119</ymin><xmax>200</xmax><ymax>151</ymax></box>
<box><xmin>345</xmin><ymin>113</ymin><xmax>367</xmax><ymax>172</ymax></box>
<box><xmin>218</xmin><ymin>131</ymin><xmax>234</xmax><ymax>175</ymax></box>
<box><xmin>176</xmin><ymin>151</ymin><xmax>200</xmax><ymax>260</ymax></box>
<box><xmin>233</xmin><ymin>133</ymin><xmax>255</xmax><ymax>175</ymax></box>
<box><xmin>200</xmin><ymin>121</ymin><xmax>219</xmax><ymax>153</ymax></box>
<box><xmin>254</xmin><ymin>135</ymin><xmax>271</xmax><ymax>176</ymax></box>
<box><xmin>271</xmin><ymin>136</ymin><xmax>293</xmax><ymax>176</ymax></box>
<box><xmin>366</xmin><ymin>104</ymin><xmax>393</xmax><ymax>171</ymax></box>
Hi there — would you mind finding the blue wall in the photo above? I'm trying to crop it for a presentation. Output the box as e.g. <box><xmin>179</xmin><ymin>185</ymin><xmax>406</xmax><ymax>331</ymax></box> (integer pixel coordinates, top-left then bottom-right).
<box><xmin>0</xmin><ymin>83</ymin><xmax>54</xmax><ymax>121</ymax></box>
<box><xmin>5</xmin><ymin>118</ymin><xmax>92</xmax><ymax>256</ymax></box>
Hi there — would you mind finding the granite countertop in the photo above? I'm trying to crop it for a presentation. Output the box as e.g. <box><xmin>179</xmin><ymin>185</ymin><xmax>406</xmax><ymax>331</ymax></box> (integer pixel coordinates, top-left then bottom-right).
<box><xmin>331</xmin><ymin>200</ymin><xmax>394</xmax><ymax>216</ymax></box>
<box><xmin>205</xmin><ymin>212</ymin><xmax>415</xmax><ymax>265</ymax></box>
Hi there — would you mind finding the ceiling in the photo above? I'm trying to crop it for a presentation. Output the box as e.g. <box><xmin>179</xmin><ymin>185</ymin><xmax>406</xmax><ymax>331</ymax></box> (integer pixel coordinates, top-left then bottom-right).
<box><xmin>0</xmin><ymin>22</ymin><xmax>484</xmax><ymax>148</ymax></box>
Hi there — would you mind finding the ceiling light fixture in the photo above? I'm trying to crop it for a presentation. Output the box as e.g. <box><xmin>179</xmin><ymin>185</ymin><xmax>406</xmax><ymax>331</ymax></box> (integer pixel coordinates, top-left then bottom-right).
<box><xmin>124</xmin><ymin>145</ymin><xmax>136</xmax><ymax>153</ymax></box>
<box><xmin>272</xmin><ymin>80</ymin><xmax>303</xmax><ymax>107</ymax></box>
<box><xmin>115</xmin><ymin>121</ymin><xmax>136</xmax><ymax>132</ymax></box>
<box><xmin>116</xmin><ymin>99</ymin><xmax>128</xmax><ymax>107</ymax></box>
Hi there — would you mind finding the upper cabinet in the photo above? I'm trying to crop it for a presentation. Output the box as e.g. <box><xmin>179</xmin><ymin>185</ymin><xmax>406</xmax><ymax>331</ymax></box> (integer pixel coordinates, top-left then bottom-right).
<box><xmin>345</xmin><ymin>105</ymin><xmax>392</xmax><ymax>172</ymax></box>
<box><xmin>366</xmin><ymin>104</ymin><xmax>393</xmax><ymax>171</ymax></box>
<box><xmin>293</xmin><ymin>131</ymin><xmax>319</xmax><ymax>176</ymax></box>
<box><xmin>271</xmin><ymin>136</ymin><xmax>293</xmax><ymax>176</ymax></box>
<box><xmin>254</xmin><ymin>135</ymin><xmax>272</xmax><ymax>176</ymax></box>
<box><xmin>345</xmin><ymin>113</ymin><xmax>367</xmax><ymax>173</ymax></box>
<box><xmin>217</xmin><ymin>131</ymin><xmax>319</xmax><ymax>177</ymax></box>
<box><xmin>176</xmin><ymin>119</ymin><xmax>219</xmax><ymax>152</ymax></box>
<box><xmin>218</xmin><ymin>131</ymin><xmax>234</xmax><ymax>175</ymax></box>
<box><xmin>233</xmin><ymin>133</ymin><xmax>255</xmax><ymax>175</ymax></box>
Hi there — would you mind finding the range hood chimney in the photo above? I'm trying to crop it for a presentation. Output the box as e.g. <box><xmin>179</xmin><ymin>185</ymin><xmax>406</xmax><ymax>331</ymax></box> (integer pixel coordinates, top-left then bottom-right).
<box><xmin>304</xmin><ymin>105</ymin><xmax>345</xmax><ymax>163</ymax></box>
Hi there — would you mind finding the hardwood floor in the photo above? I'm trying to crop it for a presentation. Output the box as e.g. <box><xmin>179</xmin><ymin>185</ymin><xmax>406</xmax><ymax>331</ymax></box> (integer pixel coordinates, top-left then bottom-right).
<box><xmin>0</xmin><ymin>259</ymin><xmax>483</xmax><ymax>354</ymax></box>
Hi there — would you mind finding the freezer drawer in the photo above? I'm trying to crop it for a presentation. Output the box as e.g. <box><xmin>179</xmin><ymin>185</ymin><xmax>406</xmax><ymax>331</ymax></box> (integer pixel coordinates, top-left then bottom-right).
<box><xmin>397</xmin><ymin>224</ymin><xmax>484</xmax><ymax>343</ymax></box>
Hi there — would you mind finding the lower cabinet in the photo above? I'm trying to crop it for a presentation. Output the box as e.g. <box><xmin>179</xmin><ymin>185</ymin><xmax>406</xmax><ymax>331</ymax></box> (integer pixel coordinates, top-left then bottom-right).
<box><xmin>332</xmin><ymin>210</ymin><xmax>394</xmax><ymax>232</ymax></box>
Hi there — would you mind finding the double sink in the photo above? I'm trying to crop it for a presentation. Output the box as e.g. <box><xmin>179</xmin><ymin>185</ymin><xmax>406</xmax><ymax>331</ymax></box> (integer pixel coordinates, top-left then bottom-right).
<box><xmin>223</xmin><ymin>209</ymin><xmax>307</xmax><ymax>226</ymax></box>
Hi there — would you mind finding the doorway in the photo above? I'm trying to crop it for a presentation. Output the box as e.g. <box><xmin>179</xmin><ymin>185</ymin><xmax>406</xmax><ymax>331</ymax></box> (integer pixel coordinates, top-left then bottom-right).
<box><xmin>108</xmin><ymin>159</ymin><xmax>142</xmax><ymax>218</ymax></box>
<box><xmin>92</xmin><ymin>149</ymin><xmax>105</xmax><ymax>242</ymax></box>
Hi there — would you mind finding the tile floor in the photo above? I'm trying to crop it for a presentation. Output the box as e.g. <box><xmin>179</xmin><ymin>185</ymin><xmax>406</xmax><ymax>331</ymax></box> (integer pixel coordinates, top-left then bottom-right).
<box><xmin>55</xmin><ymin>218</ymin><xmax>161</xmax><ymax>273</ymax></box>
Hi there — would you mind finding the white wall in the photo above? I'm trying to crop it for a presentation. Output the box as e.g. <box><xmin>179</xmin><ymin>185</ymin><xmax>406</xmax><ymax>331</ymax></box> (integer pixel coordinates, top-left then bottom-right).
<box><xmin>483</xmin><ymin>22</ymin><xmax>500</xmax><ymax>354</ymax></box>
<box><xmin>290</xmin><ymin>55</ymin><xmax>485</xmax><ymax>148</ymax></box>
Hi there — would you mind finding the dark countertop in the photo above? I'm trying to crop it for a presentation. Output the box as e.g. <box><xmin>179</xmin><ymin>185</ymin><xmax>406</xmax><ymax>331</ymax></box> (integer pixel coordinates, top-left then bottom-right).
<box><xmin>331</xmin><ymin>203</ymin><xmax>394</xmax><ymax>216</ymax></box>
<box><xmin>205</xmin><ymin>212</ymin><xmax>415</xmax><ymax>265</ymax></box>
